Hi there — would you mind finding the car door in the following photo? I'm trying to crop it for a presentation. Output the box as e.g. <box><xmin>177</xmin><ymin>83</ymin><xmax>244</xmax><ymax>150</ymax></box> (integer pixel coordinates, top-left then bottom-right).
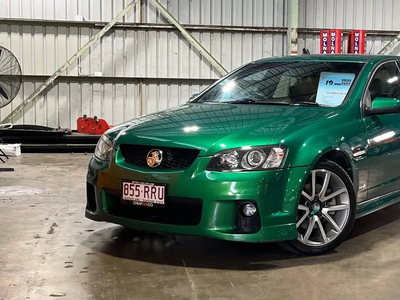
<box><xmin>362</xmin><ymin>60</ymin><xmax>400</xmax><ymax>200</ymax></box>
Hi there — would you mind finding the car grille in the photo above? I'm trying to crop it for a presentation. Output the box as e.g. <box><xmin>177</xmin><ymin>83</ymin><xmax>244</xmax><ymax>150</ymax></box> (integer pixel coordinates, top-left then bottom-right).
<box><xmin>106</xmin><ymin>196</ymin><xmax>203</xmax><ymax>226</ymax></box>
<box><xmin>119</xmin><ymin>144</ymin><xmax>200</xmax><ymax>170</ymax></box>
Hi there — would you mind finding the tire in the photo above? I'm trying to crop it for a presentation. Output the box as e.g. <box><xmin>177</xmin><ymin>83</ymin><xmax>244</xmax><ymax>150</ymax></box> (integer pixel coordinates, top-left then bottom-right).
<box><xmin>278</xmin><ymin>159</ymin><xmax>356</xmax><ymax>255</ymax></box>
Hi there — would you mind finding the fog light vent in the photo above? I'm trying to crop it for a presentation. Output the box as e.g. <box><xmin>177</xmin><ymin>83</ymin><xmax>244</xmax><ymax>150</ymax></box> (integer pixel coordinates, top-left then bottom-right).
<box><xmin>86</xmin><ymin>182</ymin><xmax>97</xmax><ymax>212</ymax></box>
<box><xmin>236</xmin><ymin>201</ymin><xmax>261</xmax><ymax>233</ymax></box>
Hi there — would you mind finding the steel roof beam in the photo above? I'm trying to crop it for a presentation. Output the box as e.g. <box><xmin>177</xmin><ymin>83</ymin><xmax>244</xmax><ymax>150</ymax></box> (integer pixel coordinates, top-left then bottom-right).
<box><xmin>378</xmin><ymin>32</ymin><xmax>400</xmax><ymax>55</ymax></box>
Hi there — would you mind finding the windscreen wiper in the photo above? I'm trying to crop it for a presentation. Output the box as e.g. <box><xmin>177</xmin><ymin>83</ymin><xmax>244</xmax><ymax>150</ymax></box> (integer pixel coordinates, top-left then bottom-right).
<box><xmin>227</xmin><ymin>99</ymin><xmax>258</xmax><ymax>104</ymax></box>
<box><xmin>227</xmin><ymin>99</ymin><xmax>290</xmax><ymax>105</ymax></box>
<box><xmin>291</xmin><ymin>101</ymin><xmax>320</xmax><ymax>107</ymax></box>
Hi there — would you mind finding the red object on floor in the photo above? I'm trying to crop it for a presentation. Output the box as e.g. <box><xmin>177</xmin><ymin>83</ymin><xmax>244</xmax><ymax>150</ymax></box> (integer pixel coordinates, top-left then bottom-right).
<box><xmin>347</xmin><ymin>30</ymin><xmax>367</xmax><ymax>54</ymax></box>
<box><xmin>77</xmin><ymin>115</ymin><xmax>113</xmax><ymax>135</ymax></box>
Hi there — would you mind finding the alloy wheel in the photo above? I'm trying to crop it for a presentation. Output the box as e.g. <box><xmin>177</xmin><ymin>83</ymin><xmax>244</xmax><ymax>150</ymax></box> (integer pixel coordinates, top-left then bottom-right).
<box><xmin>296</xmin><ymin>169</ymin><xmax>350</xmax><ymax>247</ymax></box>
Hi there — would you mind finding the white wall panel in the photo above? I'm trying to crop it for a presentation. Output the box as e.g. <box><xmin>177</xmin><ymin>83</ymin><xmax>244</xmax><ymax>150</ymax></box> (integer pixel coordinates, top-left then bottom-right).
<box><xmin>144</xmin><ymin>0</ymin><xmax>287</xmax><ymax>27</ymax></box>
<box><xmin>0</xmin><ymin>81</ymin><xmax>211</xmax><ymax>129</ymax></box>
<box><xmin>0</xmin><ymin>25</ymin><xmax>281</xmax><ymax>78</ymax></box>
<box><xmin>298</xmin><ymin>0</ymin><xmax>400</xmax><ymax>31</ymax></box>
<box><xmin>143</xmin><ymin>83</ymin><xmax>208</xmax><ymax>115</ymax></box>
<box><xmin>2</xmin><ymin>0</ymin><xmax>399</xmax><ymax>30</ymax></box>
<box><xmin>0</xmin><ymin>0</ymin><xmax>286</xmax><ymax>25</ymax></box>
<box><xmin>0</xmin><ymin>0</ymin><xmax>140</xmax><ymax>22</ymax></box>
<box><xmin>0</xmin><ymin>81</ymin><xmax>142</xmax><ymax>129</ymax></box>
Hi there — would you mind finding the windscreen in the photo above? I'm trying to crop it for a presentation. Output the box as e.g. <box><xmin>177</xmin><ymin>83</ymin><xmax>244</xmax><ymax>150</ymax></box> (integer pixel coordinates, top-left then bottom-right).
<box><xmin>192</xmin><ymin>61</ymin><xmax>365</xmax><ymax>107</ymax></box>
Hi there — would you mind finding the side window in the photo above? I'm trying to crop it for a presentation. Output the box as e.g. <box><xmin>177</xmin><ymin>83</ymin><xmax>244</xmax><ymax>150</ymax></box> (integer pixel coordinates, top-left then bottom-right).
<box><xmin>365</xmin><ymin>61</ymin><xmax>400</xmax><ymax>108</ymax></box>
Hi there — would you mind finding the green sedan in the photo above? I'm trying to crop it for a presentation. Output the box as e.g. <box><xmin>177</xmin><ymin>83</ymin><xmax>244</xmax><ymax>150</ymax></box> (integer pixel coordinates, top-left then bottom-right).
<box><xmin>85</xmin><ymin>54</ymin><xmax>400</xmax><ymax>255</ymax></box>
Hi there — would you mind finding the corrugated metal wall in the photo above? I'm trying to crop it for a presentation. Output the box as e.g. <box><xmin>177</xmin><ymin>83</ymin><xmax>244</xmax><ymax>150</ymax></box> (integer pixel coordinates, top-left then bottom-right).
<box><xmin>0</xmin><ymin>0</ymin><xmax>398</xmax><ymax>128</ymax></box>
<box><xmin>144</xmin><ymin>0</ymin><xmax>287</xmax><ymax>26</ymax></box>
<box><xmin>0</xmin><ymin>26</ymin><xmax>287</xmax><ymax>78</ymax></box>
<box><xmin>0</xmin><ymin>0</ymin><xmax>287</xmax><ymax>128</ymax></box>
<box><xmin>298</xmin><ymin>0</ymin><xmax>400</xmax><ymax>55</ymax></box>
<box><xmin>299</xmin><ymin>0</ymin><xmax>400</xmax><ymax>30</ymax></box>
<box><xmin>0</xmin><ymin>0</ymin><xmax>287</xmax><ymax>25</ymax></box>
<box><xmin>1</xmin><ymin>80</ymin><xmax>210</xmax><ymax>128</ymax></box>
<box><xmin>0</xmin><ymin>0</ymin><xmax>140</xmax><ymax>22</ymax></box>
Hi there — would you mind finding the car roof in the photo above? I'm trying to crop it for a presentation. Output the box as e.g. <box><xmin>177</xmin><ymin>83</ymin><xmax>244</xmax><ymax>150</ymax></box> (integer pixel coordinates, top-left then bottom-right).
<box><xmin>253</xmin><ymin>54</ymin><xmax>400</xmax><ymax>64</ymax></box>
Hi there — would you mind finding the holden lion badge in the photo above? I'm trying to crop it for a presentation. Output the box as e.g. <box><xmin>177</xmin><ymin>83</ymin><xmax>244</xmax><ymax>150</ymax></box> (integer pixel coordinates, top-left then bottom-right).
<box><xmin>146</xmin><ymin>149</ymin><xmax>163</xmax><ymax>168</ymax></box>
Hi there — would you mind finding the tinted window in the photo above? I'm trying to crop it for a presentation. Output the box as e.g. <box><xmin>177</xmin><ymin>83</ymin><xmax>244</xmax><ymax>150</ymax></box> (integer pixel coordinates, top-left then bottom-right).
<box><xmin>193</xmin><ymin>61</ymin><xmax>364</xmax><ymax>107</ymax></box>
<box><xmin>366</xmin><ymin>61</ymin><xmax>400</xmax><ymax>106</ymax></box>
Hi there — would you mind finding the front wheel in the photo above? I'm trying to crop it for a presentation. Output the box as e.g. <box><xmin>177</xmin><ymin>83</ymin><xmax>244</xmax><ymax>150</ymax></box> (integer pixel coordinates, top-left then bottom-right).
<box><xmin>278</xmin><ymin>159</ymin><xmax>356</xmax><ymax>255</ymax></box>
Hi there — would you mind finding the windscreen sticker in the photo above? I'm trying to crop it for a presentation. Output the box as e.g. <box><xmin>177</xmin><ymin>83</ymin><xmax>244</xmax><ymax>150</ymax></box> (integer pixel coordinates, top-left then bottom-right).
<box><xmin>316</xmin><ymin>72</ymin><xmax>356</xmax><ymax>106</ymax></box>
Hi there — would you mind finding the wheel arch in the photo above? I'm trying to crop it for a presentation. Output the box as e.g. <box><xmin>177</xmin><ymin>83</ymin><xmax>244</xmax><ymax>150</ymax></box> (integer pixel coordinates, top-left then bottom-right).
<box><xmin>316</xmin><ymin>149</ymin><xmax>354</xmax><ymax>182</ymax></box>
<box><xmin>307</xmin><ymin>146</ymin><xmax>358</xmax><ymax>190</ymax></box>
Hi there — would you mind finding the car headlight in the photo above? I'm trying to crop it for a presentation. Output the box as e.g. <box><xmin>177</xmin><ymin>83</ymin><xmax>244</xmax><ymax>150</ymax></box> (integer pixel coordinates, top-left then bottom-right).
<box><xmin>206</xmin><ymin>146</ymin><xmax>287</xmax><ymax>171</ymax></box>
<box><xmin>94</xmin><ymin>134</ymin><xmax>113</xmax><ymax>161</ymax></box>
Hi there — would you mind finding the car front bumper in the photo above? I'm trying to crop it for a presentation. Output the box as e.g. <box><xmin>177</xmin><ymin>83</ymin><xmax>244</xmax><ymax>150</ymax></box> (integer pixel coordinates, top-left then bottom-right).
<box><xmin>85</xmin><ymin>153</ymin><xmax>312</xmax><ymax>243</ymax></box>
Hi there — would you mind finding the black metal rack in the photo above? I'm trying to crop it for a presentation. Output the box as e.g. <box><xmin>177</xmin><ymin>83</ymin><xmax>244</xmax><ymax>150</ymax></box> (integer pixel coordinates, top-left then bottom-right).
<box><xmin>0</xmin><ymin>148</ymin><xmax>14</xmax><ymax>172</ymax></box>
<box><xmin>0</xmin><ymin>124</ymin><xmax>100</xmax><ymax>153</ymax></box>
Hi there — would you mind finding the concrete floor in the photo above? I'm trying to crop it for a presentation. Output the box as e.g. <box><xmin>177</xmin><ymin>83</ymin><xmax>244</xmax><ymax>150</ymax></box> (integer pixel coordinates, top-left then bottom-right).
<box><xmin>2</xmin><ymin>154</ymin><xmax>400</xmax><ymax>300</ymax></box>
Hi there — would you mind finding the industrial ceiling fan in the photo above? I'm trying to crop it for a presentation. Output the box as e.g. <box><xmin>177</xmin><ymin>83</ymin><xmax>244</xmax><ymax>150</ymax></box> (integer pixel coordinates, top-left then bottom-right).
<box><xmin>0</xmin><ymin>45</ymin><xmax>23</xmax><ymax>171</ymax></box>
<box><xmin>0</xmin><ymin>45</ymin><xmax>22</xmax><ymax>109</ymax></box>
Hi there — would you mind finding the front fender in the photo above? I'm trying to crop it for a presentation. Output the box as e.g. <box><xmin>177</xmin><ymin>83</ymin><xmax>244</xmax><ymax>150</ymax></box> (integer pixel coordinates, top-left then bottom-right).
<box><xmin>284</xmin><ymin>135</ymin><xmax>354</xmax><ymax>168</ymax></box>
<box><xmin>278</xmin><ymin>123</ymin><xmax>367</xmax><ymax>196</ymax></box>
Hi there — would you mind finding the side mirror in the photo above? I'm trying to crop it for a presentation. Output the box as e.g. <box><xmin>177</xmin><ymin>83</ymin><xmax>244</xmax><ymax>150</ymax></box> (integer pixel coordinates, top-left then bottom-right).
<box><xmin>366</xmin><ymin>97</ymin><xmax>400</xmax><ymax>116</ymax></box>
<box><xmin>189</xmin><ymin>93</ymin><xmax>199</xmax><ymax>101</ymax></box>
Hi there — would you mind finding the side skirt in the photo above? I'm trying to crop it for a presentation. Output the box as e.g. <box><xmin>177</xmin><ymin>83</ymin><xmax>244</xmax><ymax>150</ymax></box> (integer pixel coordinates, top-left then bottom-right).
<box><xmin>356</xmin><ymin>189</ymin><xmax>400</xmax><ymax>219</ymax></box>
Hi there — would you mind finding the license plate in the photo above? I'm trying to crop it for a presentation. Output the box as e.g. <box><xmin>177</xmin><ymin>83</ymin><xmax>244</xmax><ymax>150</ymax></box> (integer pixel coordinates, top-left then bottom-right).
<box><xmin>121</xmin><ymin>181</ymin><xmax>166</xmax><ymax>207</ymax></box>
